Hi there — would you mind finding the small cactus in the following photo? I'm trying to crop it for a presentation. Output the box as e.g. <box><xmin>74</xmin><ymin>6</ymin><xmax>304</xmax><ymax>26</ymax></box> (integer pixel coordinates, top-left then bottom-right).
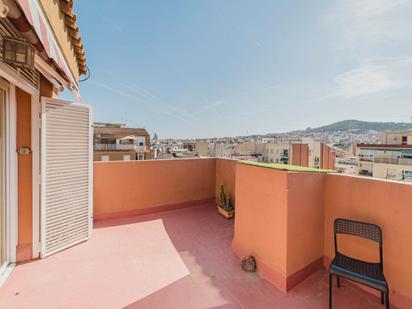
<box><xmin>219</xmin><ymin>185</ymin><xmax>234</xmax><ymax>212</ymax></box>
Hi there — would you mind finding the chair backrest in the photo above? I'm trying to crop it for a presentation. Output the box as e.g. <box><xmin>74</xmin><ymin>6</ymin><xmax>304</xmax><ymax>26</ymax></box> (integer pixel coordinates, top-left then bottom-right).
<box><xmin>334</xmin><ymin>218</ymin><xmax>383</xmax><ymax>266</ymax></box>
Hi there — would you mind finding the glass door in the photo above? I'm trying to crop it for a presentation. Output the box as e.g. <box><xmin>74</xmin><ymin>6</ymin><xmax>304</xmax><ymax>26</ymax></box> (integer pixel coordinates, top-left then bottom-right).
<box><xmin>0</xmin><ymin>88</ymin><xmax>7</xmax><ymax>276</ymax></box>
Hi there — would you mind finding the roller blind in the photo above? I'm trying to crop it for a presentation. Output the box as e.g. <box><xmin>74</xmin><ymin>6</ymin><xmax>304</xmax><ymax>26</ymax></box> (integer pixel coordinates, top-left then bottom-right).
<box><xmin>40</xmin><ymin>98</ymin><xmax>92</xmax><ymax>257</ymax></box>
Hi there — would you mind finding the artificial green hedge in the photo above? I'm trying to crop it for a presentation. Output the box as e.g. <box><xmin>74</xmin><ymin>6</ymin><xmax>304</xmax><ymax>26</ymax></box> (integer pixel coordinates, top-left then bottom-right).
<box><xmin>239</xmin><ymin>160</ymin><xmax>335</xmax><ymax>173</ymax></box>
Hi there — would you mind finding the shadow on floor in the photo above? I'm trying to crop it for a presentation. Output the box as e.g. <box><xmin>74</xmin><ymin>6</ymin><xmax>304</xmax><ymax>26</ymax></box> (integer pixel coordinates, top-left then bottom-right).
<box><xmin>103</xmin><ymin>203</ymin><xmax>387</xmax><ymax>309</ymax></box>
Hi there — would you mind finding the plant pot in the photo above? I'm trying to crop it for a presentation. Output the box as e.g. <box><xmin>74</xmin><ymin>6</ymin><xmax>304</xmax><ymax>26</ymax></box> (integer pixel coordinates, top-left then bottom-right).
<box><xmin>217</xmin><ymin>206</ymin><xmax>234</xmax><ymax>219</ymax></box>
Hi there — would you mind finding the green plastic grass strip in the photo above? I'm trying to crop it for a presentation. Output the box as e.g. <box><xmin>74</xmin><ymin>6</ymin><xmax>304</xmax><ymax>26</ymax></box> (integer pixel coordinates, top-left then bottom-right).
<box><xmin>239</xmin><ymin>160</ymin><xmax>335</xmax><ymax>173</ymax></box>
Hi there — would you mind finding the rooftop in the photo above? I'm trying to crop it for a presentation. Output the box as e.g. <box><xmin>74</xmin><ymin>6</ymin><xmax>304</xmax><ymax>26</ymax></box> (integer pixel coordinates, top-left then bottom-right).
<box><xmin>94</xmin><ymin>126</ymin><xmax>150</xmax><ymax>138</ymax></box>
<box><xmin>0</xmin><ymin>202</ymin><xmax>387</xmax><ymax>308</ymax></box>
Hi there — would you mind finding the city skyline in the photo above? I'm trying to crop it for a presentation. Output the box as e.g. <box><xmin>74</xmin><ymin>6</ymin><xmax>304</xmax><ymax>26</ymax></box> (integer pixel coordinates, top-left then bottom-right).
<box><xmin>74</xmin><ymin>0</ymin><xmax>412</xmax><ymax>138</ymax></box>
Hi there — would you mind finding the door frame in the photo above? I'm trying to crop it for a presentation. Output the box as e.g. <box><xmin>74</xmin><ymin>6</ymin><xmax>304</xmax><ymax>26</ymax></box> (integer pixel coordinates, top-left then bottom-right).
<box><xmin>39</xmin><ymin>98</ymin><xmax>93</xmax><ymax>258</ymax></box>
<box><xmin>31</xmin><ymin>94</ymin><xmax>40</xmax><ymax>259</ymax></box>
<box><xmin>0</xmin><ymin>80</ymin><xmax>18</xmax><ymax>286</ymax></box>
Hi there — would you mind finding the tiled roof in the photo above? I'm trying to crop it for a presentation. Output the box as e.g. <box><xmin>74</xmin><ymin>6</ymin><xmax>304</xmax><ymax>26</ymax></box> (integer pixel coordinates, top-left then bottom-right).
<box><xmin>94</xmin><ymin>127</ymin><xmax>150</xmax><ymax>138</ymax></box>
<box><xmin>60</xmin><ymin>0</ymin><xmax>86</xmax><ymax>75</ymax></box>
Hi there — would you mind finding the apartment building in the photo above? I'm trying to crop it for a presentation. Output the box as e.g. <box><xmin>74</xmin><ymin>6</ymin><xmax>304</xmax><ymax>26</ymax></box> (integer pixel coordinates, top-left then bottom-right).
<box><xmin>234</xmin><ymin>142</ymin><xmax>266</xmax><ymax>158</ymax></box>
<box><xmin>263</xmin><ymin>143</ymin><xmax>290</xmax><ymax>164</ymax></box>
<box><xmin>0</xmin><ymin>0</ymin><xmax>92</xmax><ymax>284</ymax></box>
<box><xmin>213</xmin><ymin>142</ymin><xmax>235</xmax><ymax>158</ymax></box>
<box><xmin>94</xmin><ymin>122</ymin><xmax>150</xmax><ymax>161</ymax></box>
<box><xmin>381</xmin><ymin>130</ymin><xmax>412</xmax><ymax>145</ymax></box>
<box><xmin>261</xmin><ymin>140</ymin><xmax>335</xmax><ymax>170</ymax></box>
<box><xmin>196</xmin><ymin>141</ymin><xmax>209</xmax><ymax>157</ymax></box>
<box><xmin>357</xmin><ymin>144</ymin><xmax>412</xmax><ymax>181</ymax></box>
<box><xmin>355</xmin><ymin>131</ymin><xmax>412</xmax><ymax>181</ymax></box>
<box><xmin>209</xmin><ymin>139</ymin><xmax>335</xmax><ymax>169</ymax></box>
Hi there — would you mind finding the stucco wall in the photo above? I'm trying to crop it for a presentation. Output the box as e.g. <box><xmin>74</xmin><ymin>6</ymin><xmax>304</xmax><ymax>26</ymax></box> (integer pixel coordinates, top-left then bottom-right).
<box><xmin>93</xmin><ymin>159</ymin><xmax>216</xmax><ymax>220</ymax></box>
<box><xmin>324</xmin><ymin>174</ymin><xmax>412</xmax><ymax>307</ymax></box>
<box><xmin>215</xmin><ymin>158</ymin><xmax>237</xmax><ymax>206</ymax></box>
<box><xmin>94</xmin><ymin>150</ymin><xmax>137</xmax><ymax>161</ymax></box>
<box><xmin>372</xmin><ymin>162</ymin><xmax>412</xmax><ymax>181</ymax></box>
<box><xmin>291</xmin><ymin>144</ymin><xmax>309</xmax><ymax>167</ymax></box>
<box><xmin>92</xmin><ymin>158</ymin><xmax>412</xmax><ymax>306</ymax></box>
<box><xmin>232</xmin><ymin>164</ymin><xmax>288</xmax><ymax>289</ymax></box>
<box><xmin>16</xmin><ymin>87</ymin><xmax>32</xmax><ymax>261</ymax></box>
<box><xmin>286</xmin><ymin>172</ymin><xmax>324</xmax><ymax>276</ymax></box>
<box><xmin>232</xmin><ymin>164</ymin><xmax>325</xmax><ymax>291</ymax></box>
<box><xmin>16</xmin><ymin>78</ymin><xmax>56</xmax><ymax>262</ymax></box>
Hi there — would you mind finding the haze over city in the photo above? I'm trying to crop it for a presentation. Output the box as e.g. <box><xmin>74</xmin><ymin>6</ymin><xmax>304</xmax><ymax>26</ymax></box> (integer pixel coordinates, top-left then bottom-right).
<box><xmin>74</xmin><ymin>0</ymin><xmax>412</xmax><ymax>138</ymax></box>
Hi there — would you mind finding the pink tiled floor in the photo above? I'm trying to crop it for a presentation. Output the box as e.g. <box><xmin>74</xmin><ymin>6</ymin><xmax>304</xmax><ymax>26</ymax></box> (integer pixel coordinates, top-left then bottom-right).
<box><xmin>0</xmin><ymin>203</ymin><xmax>390</xmax><ymax>308</ymax></box>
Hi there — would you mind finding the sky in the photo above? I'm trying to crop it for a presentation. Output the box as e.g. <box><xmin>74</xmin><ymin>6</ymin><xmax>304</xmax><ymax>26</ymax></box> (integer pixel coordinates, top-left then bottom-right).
<box><xmin>72</xmin><ymin>0</ymin><xmax>412</xmax><ymax>139</ymax></box>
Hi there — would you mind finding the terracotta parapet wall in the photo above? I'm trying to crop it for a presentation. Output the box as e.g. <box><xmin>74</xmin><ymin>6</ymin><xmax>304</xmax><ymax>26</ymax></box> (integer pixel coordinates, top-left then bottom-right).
<box><xmin>93</xmin><ymin>158</ymin><xmax>216</xmax><ymax>220</ymax></box>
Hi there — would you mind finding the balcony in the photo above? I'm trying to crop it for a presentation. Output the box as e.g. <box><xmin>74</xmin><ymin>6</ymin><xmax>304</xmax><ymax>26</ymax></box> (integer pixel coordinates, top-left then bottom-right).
<box><xmin>359</xmin><ymin>155</ymin><xmax>374</xmax><ymax>162</ymax></box>
<box><xmin>94</xmin><ymin>143</ymin><xmax>146</xmax><ymax>152</ymax></box>
<box><xmin>0</xmin><ymin>158</ymin><xmax>411</xmax><ymax>308</ymax></box>
<box><xmin>374</xmin><ymin>157</ymin><xmax>412</xmax><ymax>166</ymax></box>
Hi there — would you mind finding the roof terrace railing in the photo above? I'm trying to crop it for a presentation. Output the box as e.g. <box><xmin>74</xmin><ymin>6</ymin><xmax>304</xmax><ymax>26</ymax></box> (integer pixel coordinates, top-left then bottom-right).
<box><xmin>94</xmin><ymin>144</ymin><xmax>146</xmax><ymax>152</ymax></box>
<box><xmin>373</xmin><ymin>157</ymin><xmax>412</xmax><ymax>166</ymax></box>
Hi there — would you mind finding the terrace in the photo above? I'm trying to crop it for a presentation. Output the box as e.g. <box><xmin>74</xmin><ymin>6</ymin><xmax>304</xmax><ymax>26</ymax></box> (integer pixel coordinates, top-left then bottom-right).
<box><xmin>1</xmin><ymin>158</ymin><xmax>411</xmax><ymax>308</ymax></box>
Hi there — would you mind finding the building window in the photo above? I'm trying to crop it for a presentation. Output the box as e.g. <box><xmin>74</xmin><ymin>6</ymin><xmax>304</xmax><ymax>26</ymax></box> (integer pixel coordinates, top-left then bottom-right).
<box><xmin>101</xmin><ymin>155</ymin><xmax>109</xmax><ymax>161</ymax></box>
<box><xmin>123</xmin><ymin>155</ymin><xmax>131</xmax><ymax>161</ymax></box>
<box><xmin>386</xmin><ymin>169</ymin><xmax>397</xmax><ymax>180</ymax></box>
<box><xmin>137</xmin><ymin>153</ymin><xmax>144</xmax><ymax>160</ymax></box>
<box><xmin>402</xmin><ymin>170</ymin><xmax>412</xmax><ymax>182</ymax></box>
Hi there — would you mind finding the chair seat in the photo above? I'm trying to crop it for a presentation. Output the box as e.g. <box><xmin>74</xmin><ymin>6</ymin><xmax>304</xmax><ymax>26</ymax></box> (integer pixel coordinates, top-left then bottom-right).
<box><xmin>329</xmin><ymin>253</ymin><xmax>388</xmax><ymax>292</ymax></box>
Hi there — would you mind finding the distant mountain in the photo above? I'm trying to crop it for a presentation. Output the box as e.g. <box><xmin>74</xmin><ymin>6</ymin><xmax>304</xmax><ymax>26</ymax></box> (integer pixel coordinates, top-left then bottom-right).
<box><xmin>304</xmin><ymin>120</ymin><xmax>412</xmax><ymax>133</ymax></box>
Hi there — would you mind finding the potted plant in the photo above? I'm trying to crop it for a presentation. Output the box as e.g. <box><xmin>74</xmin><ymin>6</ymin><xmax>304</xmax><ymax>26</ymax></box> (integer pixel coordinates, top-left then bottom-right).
<box><xmin>217</xmin><ymin>185</ymin><xmax>234</xmax><ymax>219</ymax></box>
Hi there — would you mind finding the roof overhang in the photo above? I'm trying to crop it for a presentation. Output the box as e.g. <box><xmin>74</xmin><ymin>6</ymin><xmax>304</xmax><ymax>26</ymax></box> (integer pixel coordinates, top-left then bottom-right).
<box><xmin>14</xmin><ymin>0</ymin><xmax>81</xmax><ymax>98</ymax></box>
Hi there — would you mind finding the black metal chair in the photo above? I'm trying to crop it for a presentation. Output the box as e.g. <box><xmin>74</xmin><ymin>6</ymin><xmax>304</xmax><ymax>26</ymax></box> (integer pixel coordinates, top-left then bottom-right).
<box><xmin>329</xmin><ymin>218</ymin><xmax>389</xmax><ymax>309</ymax></box>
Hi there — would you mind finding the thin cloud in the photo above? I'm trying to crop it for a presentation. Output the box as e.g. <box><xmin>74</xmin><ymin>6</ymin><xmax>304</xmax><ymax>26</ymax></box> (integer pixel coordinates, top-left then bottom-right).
<box><xmin>122</xmin><ymin>83</ymin><xmax>199</xmax><ymax>121</ymax></box>
<box><xmin>238</xmin><ymin>107</ymin><xmax>279</xmax><ymax>116</ymax></box>
<box><xmin>333</xmin><ymin>57</ymin><xmax>412</xmax><ymax>98</ymax></box>
<box><xmin>196</xmin><ymin>100</ymin><xmax>225</xmax><ymax>112</ymax></box>
<box><xmin>194</xmin><ymin>100</ymin><xmax>226</xmax><ymax>119</ymax></box>
<box><xmin>322</xmin><ymin>0</ymin><xmax>412</xmax><ymax>49</ymax></box>
<box><xmin>90</xmin><ymin>80</ymin><xmax>188</xmax><ymax>121</ymax></box>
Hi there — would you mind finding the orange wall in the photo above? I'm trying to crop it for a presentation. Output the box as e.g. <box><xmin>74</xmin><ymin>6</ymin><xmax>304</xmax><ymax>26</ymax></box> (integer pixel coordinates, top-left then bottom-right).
<box><xmin>324</xmin><ymin>174</ymin><xmax>412</xmax><ymax>307</ymax></box>
<box><xmin>328</xmin><ymin>151</ymin><xmax>335</xmax><ymax>170</ymax></box>
<box><xmin>286</xmin><ymin>172</ymin><xmax>324</xmax><ymax>276</ymax></box>
<box><xmin>233</xmin><ymin>164</ymin><xmax>288</xmax><ymax>282</ymax></box>
<box><xmin>291</xmin><ymin>144</ymin><xmax>309</xmax><ymax>167</ymax></box>
<box><xmin>215</xmin><ymin>158</ymin><xmax>237</xmax><ymax>205</ymax></box>
<box><xmin>320</xmin><ymin>144</ymin><xmax>335</xmax><ymax>170</ymax></box>
<box><xmin>93</xmin><ymin>158</ymin><xmax>216</xmax><ymax>220</ymax></box>
<box><xmin>16</xmin><ymin>77</ymin><xmax>65</xmax><ymax>261</ymax></box>
<box><xmin>16</xmin><ymin>87</ymin><xmax>32</xmax><ymax>259</ymax></box>
<box><xmin>233</xmin><ymin>164</ymin><xmax>324</xmax><ymax>290</ymax></box>
<box><xmin>92</xmin><ymin>157</ymin><xmax>412</xmax><ymax>305</ymax></box>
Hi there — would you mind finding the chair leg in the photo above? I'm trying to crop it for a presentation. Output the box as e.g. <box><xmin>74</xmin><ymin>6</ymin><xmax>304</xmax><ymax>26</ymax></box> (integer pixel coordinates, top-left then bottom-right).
<box><xmin>381</xmin><ymin>292</ymin><xmax>384</xmax><ymax>304</ymax></box>
<box><xmin>329</xmin><ymin>274</ymin><xmax>332</xmax><ymax>309</ymax></box>
<box><xmin>385</xmin><ymin>292</ymin><xmax>390</xmax><ymax>309</ymax></box>
<box><xmin>337</xmin><ymin>276</ymin><xmax>340</xmax><ymax>288</ymax></box>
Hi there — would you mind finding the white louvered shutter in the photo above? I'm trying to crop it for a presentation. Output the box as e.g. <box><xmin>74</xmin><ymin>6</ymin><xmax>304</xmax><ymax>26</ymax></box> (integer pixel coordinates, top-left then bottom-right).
<box><xmin>40</xmin><ymin>98</ymin><xmax>93</xmax><ymax>257</ymax></box>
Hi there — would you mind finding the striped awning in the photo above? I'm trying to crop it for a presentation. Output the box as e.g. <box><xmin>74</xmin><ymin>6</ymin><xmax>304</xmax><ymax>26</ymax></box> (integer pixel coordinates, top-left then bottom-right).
<box><xmin>16</xmin><ymin>0</ymin><xmax>80</xmax><ymax>99</ymax></box>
